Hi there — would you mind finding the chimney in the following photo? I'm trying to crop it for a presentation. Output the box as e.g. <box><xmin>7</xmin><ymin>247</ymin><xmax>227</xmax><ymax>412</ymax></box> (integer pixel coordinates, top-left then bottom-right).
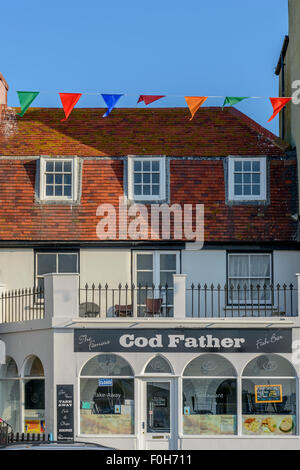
<box><xmin>0</xmin><ymin>73</ymin><xmax>9</xmax><ymax>117</ymax></box>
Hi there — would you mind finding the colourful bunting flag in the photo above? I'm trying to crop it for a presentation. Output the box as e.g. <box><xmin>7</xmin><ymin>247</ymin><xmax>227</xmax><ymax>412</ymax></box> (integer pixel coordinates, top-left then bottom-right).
<box><xmin>267</xmin><ymin>97</ymin><xmax>292</xmax><ymax>122</ymax></box>
<box><xmin>222</xmin><ymin>96</ymin><xmax>248</xmax><ymax>109</ymax></box>
<box><xmin>137</xmin><ymin>95</ymin><xmax>165</xmax><ymax>105</ymax></box>
<box><xmin>17</xmin><ymin>91</ymin><xmax>39</xmax><ymax>117</ymax></box>
<box><xmin>184</xmin><ymin>96</ymin><xmax>207</xmax><ymax>120</ymax></box>
<box><xmin>59</xmin><ymin>93</ymin><xmax>82</xmax><ymax>121</ymax></box>
<box><xmin>101</xmin><ymin>94</ymin><xmax>123</xmax><ymax>117</ymax></box>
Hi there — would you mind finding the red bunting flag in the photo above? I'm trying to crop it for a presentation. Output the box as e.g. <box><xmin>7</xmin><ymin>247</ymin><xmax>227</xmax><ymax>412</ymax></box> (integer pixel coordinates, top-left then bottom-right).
<box><xmin>137</xmin><ymin>95</ymin><xmax>165</xmax><ymax>105</ymax></box>
<box><xmin>267</xmin><ymin>97</ymin><xmax>292</xmax><ymax>122</ymax></box>
<box><xmin>59</xmin><ymin>93</ymin><xmax>82</xmax><ymax>121</ymax></box>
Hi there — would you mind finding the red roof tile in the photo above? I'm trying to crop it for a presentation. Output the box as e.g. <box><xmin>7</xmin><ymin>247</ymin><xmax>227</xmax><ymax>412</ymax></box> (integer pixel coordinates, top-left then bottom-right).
<box><xmin>0</xmin><ymin>107</ymin><xmax>288</xmax><ymax>157</ymax></box>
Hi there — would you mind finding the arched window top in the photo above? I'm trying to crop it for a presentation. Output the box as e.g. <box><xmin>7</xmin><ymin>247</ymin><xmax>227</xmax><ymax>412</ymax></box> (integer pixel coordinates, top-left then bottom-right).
<box><xmin>0</xmin><ymin>356</ymin><xmax>18</xmax><ymax>378</ymax></box>
<box><xmin>183</xmin><ymin>354</ymin><xmax>237</xmax><ymax>377</ymax></box>
<box><xmin>24</xmin><ymin>356</ymin><xmax>44</xmax><ymax>377</ymax></box>
<box><xmin>243</xmin><ymin>354</ymin><xmax>296</xmax><ymax>377</ymax></box>
<box><xmin>81</xmin><ymin>354</ymin><xmax>133</xmax><ymax>377</ymax></box>
<box><xmin>144</xmin><ymin>356</ymin><xmax>173</xmax><ymax>374</ymax></box>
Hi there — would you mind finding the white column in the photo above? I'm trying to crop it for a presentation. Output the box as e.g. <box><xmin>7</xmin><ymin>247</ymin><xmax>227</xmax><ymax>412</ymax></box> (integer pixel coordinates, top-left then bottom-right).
<box><xmin>44</xmin><ymin>273</ymin><xmax>79</xmax><ymax>321</ymax></box>
<box><xmin>173</xmin><ymin>274</ymin><xmax>186</xmax><ymax>319</ymax></box>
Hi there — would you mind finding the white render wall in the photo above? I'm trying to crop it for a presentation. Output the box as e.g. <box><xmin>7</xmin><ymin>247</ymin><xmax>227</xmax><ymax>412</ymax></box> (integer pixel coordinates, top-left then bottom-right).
<box><xmin>0</xmin><ymin>249</ymin><xmax>34</xmax><ymax>291</ymax></box>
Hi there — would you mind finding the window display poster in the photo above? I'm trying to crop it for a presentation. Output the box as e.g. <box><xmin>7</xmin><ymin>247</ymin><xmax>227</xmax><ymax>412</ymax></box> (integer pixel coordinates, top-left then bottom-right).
<box><xmin>183</xmin><ymin>415</ymin><xmax>236</xmax><ymax>435</ymax></box>
<box><xmin>57</xmin><ymin>384</ymin><xmax>74</xmax><ymax>441</ymax></box>
<box><xmin>25</xmin><ymin>419</ymin><xmax>44</xmax><ymax>433</ymax></box>
<box><xmin>243</xmin><ymin>415</ymin><xmax>295</xmax><ymax>435</ymax></box>
<box><xmin>255</xmin><ymin>385</ymin><xmax>282</xmax><ymax>404</ymax></box>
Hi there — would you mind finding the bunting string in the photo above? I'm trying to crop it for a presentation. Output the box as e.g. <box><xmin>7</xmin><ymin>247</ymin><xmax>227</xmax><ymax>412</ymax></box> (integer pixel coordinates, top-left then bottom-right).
<box><xmin>15</xmin><ymin>89</ymin><xmax>294</xmax><ymax>122</ymax></box>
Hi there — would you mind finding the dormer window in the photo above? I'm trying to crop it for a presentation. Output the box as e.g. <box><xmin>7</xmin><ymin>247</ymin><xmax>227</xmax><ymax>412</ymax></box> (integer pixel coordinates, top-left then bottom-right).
<box><xmin>128</xmin><ymin>156</ymin><xmax>167</xmax><ymax>202</ymax></box>
<box><xmin>39</xmin><ymin>157</ymin><xmax>78</xmax><ymax>202</ymax></box>
<box><xmin>228</xmin><ymin>156</ymin><xmax>267</xmax><ymax>203</ymax></box>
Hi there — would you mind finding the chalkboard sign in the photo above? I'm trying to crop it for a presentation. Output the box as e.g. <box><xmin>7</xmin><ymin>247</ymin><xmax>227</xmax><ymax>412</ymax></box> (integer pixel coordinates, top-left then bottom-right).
<box><xmin>255</xmin><ymin>384</ymin><xmax>283</xmax><ymax>404</ymax></box>
<box><xmin>57</xmin><ymin>385</ymin><xmax>74</xmax><ymax>441</ymax></box>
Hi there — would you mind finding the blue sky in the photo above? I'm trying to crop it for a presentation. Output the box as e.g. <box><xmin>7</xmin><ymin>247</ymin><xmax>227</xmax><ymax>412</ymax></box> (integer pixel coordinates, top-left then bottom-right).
<box><xmin>2</xmin><ymin>0</ymin><xmax>288</xmax><ymax>134</ymax></box>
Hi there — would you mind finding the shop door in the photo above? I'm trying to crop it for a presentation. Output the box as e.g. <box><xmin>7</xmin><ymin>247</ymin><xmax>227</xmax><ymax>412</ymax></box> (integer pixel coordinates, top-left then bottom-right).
<box><xmin>140</xmin><ymin>379</ymin><xmax>177</xmax><ymax>450</ymax></box>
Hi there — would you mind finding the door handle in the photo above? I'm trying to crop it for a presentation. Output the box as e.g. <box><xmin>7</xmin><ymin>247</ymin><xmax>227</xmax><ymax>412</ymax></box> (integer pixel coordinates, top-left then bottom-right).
<box><xmin>142</xmin><ymin>421</ymin><xmax>145</xmax><ymax>432</ymax></box>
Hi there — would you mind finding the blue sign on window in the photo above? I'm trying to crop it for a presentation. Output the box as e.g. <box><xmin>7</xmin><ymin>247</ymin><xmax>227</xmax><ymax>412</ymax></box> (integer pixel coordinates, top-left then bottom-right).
<box><xmin>98</xmin><ymin>378</ymin><xmax>113</xmax><ymax>387</ymax></box>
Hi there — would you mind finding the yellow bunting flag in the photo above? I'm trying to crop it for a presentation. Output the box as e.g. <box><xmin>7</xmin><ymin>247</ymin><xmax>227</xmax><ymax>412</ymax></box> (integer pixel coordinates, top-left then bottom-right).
<box><xmin>184</xmin><ymin>96</ymin><xmax>208</xmax><ymax>120</ymax></box>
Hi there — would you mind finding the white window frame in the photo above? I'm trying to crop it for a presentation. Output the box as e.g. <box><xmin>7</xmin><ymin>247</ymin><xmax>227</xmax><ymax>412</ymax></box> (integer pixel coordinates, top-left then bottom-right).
<box><xmin>128</xmin><ymin>155</ymin><xmax>166</xmax><ymax>201</ymax></box>
<box><xmin>35</xmin><ymin>251</ymin><xmax>79</xmax><ymax>289</ymax></box>
<box><xmin>39</xmin><ymin>157</ymin><xmax>78</xmax><ymax>201</ymax></box>
<box><xmin>227</xmin><ymin>253</ymin><xmax>272</xmax><ymax>305</ymax></box>
<box><xmin>228</xmin><ymin>156</ymin><xmax>267</xmax><ymax>202</ymax></box>
<box><xmin>133</xmin><ymin>250</ymin><xmax>180</xmax><ymax>288</ymax></box>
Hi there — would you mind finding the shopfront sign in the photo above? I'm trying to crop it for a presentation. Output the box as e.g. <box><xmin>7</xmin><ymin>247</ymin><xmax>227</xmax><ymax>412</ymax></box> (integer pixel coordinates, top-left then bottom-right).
<box><xmin>56</xmin><ymin>385</ymin><xmax>74</xmax><ymax>441</ymax></box>
<box><xmin>74</xmin><ymin>328</ymin><xmax>292</xmax><ymax>353</ymax></box>
<box><xmin>255</xmin><ymin>384</ymin><xmax>283</xmax><ymax>404</ymax></box>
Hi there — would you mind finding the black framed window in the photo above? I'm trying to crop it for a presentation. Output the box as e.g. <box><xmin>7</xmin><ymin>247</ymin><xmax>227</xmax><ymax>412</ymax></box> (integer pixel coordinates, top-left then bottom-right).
<box><xmin>35</xmin><ymin>251</ymin><xmax>79</xmax><ymax>290</ymax></box>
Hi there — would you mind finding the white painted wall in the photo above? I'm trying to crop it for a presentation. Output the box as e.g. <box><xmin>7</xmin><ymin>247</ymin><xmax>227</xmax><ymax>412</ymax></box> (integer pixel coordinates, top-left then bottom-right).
<box><xmin>0</xmin><ymin>249</ymin><xmax>34</xmax><ymax>291</ymax></box>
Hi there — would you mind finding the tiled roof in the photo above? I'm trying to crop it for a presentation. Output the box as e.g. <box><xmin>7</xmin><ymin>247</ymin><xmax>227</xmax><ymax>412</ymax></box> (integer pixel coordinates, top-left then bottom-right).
<box><xmin>0</xmin><ymin>106</ymin><xmax>288</xmax><ymax>157</ymax></box>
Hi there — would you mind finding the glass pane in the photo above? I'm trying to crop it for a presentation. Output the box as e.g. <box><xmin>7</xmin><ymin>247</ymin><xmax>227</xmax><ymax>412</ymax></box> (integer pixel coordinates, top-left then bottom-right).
<box><xmin>252</xmin><ymin>173</ymin><xmax>260</xmax><ymax>184</ymax></box>
<box><xmin>234</xmin><ymin>161</ymin><xmax>242</xmax><ymax>171</ymax></box>
<box><xmin>143</xmin><ymin>161</ymin><xmax>150</xmax><ymax>172</ymax></box>
<box><xmin>228</xmin><ymin>255</ymin><xmax>249</xmax><ymax>278</ymax></box>
<box><xmin>184</xmin><ymin>354</ymin><xmax>236</xmax><ymax>377</ymax></box>
<box><xmin>147</xmin><ymin>382</ymin><xmax>170</xmax><ymax>433</ymax></box>
<box><xmin>58</xmin><ymin>254</ymin><xmax>78</xmax><ymax>273</ymax></box>
<box><xmin>0</xmin><ymin>380</ymin><xmax>20</xmax><ymax>432</ymax></box>
<box><xmin>0</xmin><ymin>357</ymin><xmax>18</xmax><ymax>378</ymax></box>
<box><xmin>55</xmin><ymin>186</ymin><xmax>63</xmax><ymax>196</ymax></box>
<box><xmin>64</xmin><ymin>185</ymin><xmax>72</xmax><ymax>197</ymax></box>
<box><xmin>81</xmin><ymin>354</ymin><xmax>133</xmax><ymax>376</ymax></box>
<box><xmin>143</xmin><ymin>185</ymin><xmax>150</xmax><ymax>195</ymax></box>
<box><xmin>137</xmin><ymin>271</ymin><xmax>153</xmax><ymax>287</ymax></box>
<box><xmin>242</xmin><ymin>378</ymin><xmax>296</xmax><ymax>435</ymax></box>
<box><xmin>143</xmin><ymin>173</ymin><xmax>150</xmax><ymax>183</ymax></box>
<box><xmin>46</xmin><ymin>174</ymin><xmax>53</xmax><ymax>184</ymax></box>
<box><xmin>134</xmin><ymin>185</ymin><xmax>142</xmax><ymax>195</ymax></box>
<box><xmin>145</xmin><ymin>357</ymin><xmax>172</xmax><ymax>374</ymax></box>
<box><xmin>160</xmin><ymin>254</ymin><xmax>177</xmax><ymax>270</ymax></box>
<box><xmin>46</xmin><ymin>185</ymin><xmax>53</xmax><ymax>196</ymax></box>
<box><xmin>137</xmin><ymin>254</ymin><xmax>153</xmax><ymax>270</ymax></box>
<box><xmin>152</xmin><ymin>185</ymin><xmax>160</xmax><ymax>195</ymax></box>
<box><xmin>243</xmin><ymin>161</ymin><xmax>251</xmax><ymax>171</ymax></box>
<box><xmin>252</xmin><ymin>161</ymin><xmax>260</xmax><ymax>172</ymax></box>
<box><xmin>55</xmin><ymin>174</ymin><xmax>62</xmax><ymax>184</ymax></box>
<box><xmin>252</xmin><ymin>185</ymin><xmax>260</xmax><ymax>195</ymax></box>
<box><xmin>152</xmin><ymin>161</ymin><xmax>160</xmax><ymax>171</ymax></box>
<box><xmin>134</xmin><ymin>173</ymin><xmax>141</xmax><ymax>183</ymax></box>
<box><xmin>24</xmin><ymin>379</ymin><xmax>45</xmax><ymax>433</ymax></box>
<box><xmin>250</xmin><ymin>255</ymin><xmax>270</xmax><ymax>278</ymax></box>
<box><xmin>37</xmin><ymin>254</ymin><xmax>57</xmax><ymax>275</ymax></box>
<box><xmin>160</xmin><ymin>271</ymin><xmax>174</xmax><ymax>287</ymax></box>
<box><xmin>63</xmin><ymin>161</ymin><xmax>72</xmax><ymax>172</ymax></box>
<box><xmin>243</xmin><ymin>355</ymin><xmax>295</xmax><ymax>377</ymax></box>
<box><xmin>80</xmin><ymin>378</ymin><xmax>134</xmax><ymax>434</ymax></box>
<box><xmin>234</xmin><ymin>185</ymin><xmax>242</xmax><ymax>196</ymax></box>
<box><xmin>24</xmin><ymin>357</ymin><xmax>44</xmax><ymax>377</ymax></box>
<box><xmin>182</xmin><ymin>379</ymin><xmax>237</xmax><ymax>435</ymax></box>
<box><xmin>64</xmin><ymin>174</ymin><xmax>72</xmax><ymax>185</ymax></box>
<box><xmin>55</xmin><ymin>161</ymin><xmax>63</xmax><ymax>172</ymax></box>
<box><xmin>234</xmin><ymin>174</ymin><xmax>242</xmax><ymax>184</ymax></box>
<box><xmin>152</xmin><ymin>173</ymin><xmax>160</xmax><ymax>183</ymax></box>
<box><xmin>243</xmin><ymin>173</ymin><xmax>251</xmax><ymax>184</ymax></box>
<box><xmin>244</xmin><ymin>185</ymin><xmax>251</xmax><ymax>195</ymax></box>
<box><xmin>134</xmin><ymin>161</ymin><xmax>141</xmax><ymax>171</ymax></box>
<box><xmin>46</xmin><ymin>161</ymin><xmax>54</xmax><ymax>172</ymax></box>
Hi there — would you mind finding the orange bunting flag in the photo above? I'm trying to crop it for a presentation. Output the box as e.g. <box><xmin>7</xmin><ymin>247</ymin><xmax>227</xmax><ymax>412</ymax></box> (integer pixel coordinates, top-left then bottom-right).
<box><xmin>268</xmin><ymin>97</ymin><xmax>292</xmax><ymax>122</ymax></box>
<box><xmin>59</xmin><ymin>93</ymin><xmax>82</xmax><ymax>121</ymax></box>
<box><xmin>184</xmin><ymin>96</ymin><xmax>208</xmax><ymax>120</ymax></box>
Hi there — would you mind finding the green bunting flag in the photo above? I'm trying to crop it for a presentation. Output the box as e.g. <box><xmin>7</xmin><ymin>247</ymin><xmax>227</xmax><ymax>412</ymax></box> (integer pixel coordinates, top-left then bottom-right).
<box><xmin>222</xmin><ymin>96</ymin><xmax>248</xmax><ymax>109</ymax></box>
<box><xmin>17</xmin><ymin>91</ymin><xmax>40</xmax><ymax>117</ymax></box>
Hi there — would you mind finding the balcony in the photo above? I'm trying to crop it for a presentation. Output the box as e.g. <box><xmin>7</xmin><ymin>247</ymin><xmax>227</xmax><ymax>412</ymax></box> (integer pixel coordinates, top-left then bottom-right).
<box><xmin>0</xmin><ymin>274</ymin><xmax>298</xmax><ymax>326</ymax></box>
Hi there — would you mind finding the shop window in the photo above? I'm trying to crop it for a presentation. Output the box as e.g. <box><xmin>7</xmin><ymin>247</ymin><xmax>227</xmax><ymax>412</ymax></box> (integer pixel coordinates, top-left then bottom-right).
<box><xmin>80</xmin><ymin>354</ymin><xmax>134</xmax><ymax>435</ymax></box>
<box><xmin>144</xmin><ymin>356</ymin><xmax>173</xmax><ymax>374</ymax></box>
<box><xmin>23</xmin><ymin>355</ymin><xmax>45</xmax><ymax>434</ymax></box>
<box><xmin>0</xmin><ymin>357</ymin><xmax>20</xmax><ymax>432</ymax></box>
<box><xmin>182</xmin><ymin>354</ymin><xmax>237</xmax><ymax>435</ymax></box>
<box><xmin>242</xmin><ymin>355</ymin><xmax>297</xmax><ymax>436</ymax></box>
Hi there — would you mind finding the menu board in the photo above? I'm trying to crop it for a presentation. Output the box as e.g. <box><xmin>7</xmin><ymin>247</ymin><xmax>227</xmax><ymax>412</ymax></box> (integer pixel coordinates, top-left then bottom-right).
<box><xmin>255</xmin><ymin>384</ymin><xmax>282</xmax><ymax>404</ymax></box>
<box><xmin>57</xmin><ymin>385</ymin><xmax>74</xmax><ymax>441</ymax></box>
